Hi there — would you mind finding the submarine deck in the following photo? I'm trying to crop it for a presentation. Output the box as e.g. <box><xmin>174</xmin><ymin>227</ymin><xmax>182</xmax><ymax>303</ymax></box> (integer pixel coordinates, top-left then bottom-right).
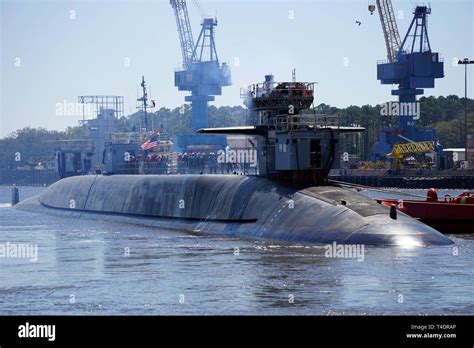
<box><xmin>16</xmin><ymin>174</ymin><xmax>453</xmax><ymax>246</ymax></box>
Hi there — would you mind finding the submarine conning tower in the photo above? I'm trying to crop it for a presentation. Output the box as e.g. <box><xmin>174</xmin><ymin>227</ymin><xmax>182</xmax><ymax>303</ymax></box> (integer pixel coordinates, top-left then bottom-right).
<box><xmin>200</xmin><ymin>74</ymin><xmax>364</xmax><ymax>187</ymax></box>
<box><xmin>245</xmin><ymin>75</ymin><xmax>329</xmax><ymax>186</ymax></box>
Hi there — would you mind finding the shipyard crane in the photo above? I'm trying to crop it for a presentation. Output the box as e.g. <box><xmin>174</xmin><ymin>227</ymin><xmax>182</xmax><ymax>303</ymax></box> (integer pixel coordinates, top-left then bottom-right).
<box><xmin>375</xmin><ymin>0</ymin><xmax>401</xmax><ymax>62</ymax></box>
<box><xmin>371</xmin><ymin>2</ymin><xmax>444</xmax><ymax>161</ymax></box>
<box><xmin>170</xmin><ymin>0</ymin><xmax>195</xmax><ymax>69</ymax></box>
<box><xmin>170</xmin><ymin>0</ymin><xmax>231</xmax><ymax>145</ymax></box>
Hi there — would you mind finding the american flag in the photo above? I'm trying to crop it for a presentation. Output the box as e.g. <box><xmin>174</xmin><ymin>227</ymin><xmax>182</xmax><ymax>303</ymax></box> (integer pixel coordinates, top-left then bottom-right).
<box><xmin>141</xmin><ymin>133</ymin><xmax>158</xmax><ymax>150</ymax></box>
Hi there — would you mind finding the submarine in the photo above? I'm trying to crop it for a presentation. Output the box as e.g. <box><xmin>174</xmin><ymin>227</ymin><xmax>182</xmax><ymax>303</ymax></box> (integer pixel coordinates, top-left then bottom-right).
<box><xmin>16</xmin><ymin>75</ymin><xmax>452</xmax><ymax>246</ymax></box>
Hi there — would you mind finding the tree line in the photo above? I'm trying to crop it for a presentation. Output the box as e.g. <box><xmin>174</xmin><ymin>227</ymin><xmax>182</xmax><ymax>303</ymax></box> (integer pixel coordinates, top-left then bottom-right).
<box><xmin>1</xmin><ymin>96</ymin><xmax>473</xmax><ymax>169</ymax></box>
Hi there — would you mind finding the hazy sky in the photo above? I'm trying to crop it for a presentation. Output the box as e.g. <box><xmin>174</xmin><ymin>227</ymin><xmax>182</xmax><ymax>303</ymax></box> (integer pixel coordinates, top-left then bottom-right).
<box><xmin>1</xmin><ymin>0</ymin><xmax>473</xmax><ymax>137</ymax></box>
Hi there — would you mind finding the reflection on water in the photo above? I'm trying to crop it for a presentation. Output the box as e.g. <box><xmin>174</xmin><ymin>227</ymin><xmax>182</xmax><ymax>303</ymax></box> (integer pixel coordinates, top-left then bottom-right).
<box><xmin>0</xmin><ymin>186</ymin><xmax>472</xmax><ymax>315</ymax></box>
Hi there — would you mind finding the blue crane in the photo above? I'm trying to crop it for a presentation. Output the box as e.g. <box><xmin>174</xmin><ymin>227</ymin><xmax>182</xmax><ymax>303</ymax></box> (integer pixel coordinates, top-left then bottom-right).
<box><xmin>170</xmin><ymin>0</ymin><xmax>231</xmax><ymax>146</ymax></box>
<box><xmin>372</xmin><ymin>3</ymin><xmax>444</xmax><ymax>160</ymax></box>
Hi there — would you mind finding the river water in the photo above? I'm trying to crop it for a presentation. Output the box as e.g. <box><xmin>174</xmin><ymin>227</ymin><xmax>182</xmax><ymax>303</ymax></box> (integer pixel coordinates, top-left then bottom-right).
<box><xmin>0</xmin><ymin>186</ymin><xmax>472</xmax><ymax>315</ymax></box>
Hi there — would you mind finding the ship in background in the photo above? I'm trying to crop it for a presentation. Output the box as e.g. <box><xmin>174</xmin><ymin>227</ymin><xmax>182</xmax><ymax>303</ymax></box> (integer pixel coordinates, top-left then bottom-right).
<box><xmin>55</xmin><ymin>79</ymin><xmax>174</xmax><ymax>178</ymax></box>
<box><xmin>54</xmin><ymin>76</ymin><xmax>250</xmax><ymax>178</ymax></box>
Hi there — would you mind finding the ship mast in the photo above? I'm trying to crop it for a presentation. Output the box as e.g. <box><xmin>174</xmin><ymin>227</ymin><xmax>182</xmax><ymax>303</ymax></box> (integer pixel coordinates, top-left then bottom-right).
<box><xmin>137</xmin><ymin>76</ymin><xmax>154</xmax><ymax>133</ymax></box>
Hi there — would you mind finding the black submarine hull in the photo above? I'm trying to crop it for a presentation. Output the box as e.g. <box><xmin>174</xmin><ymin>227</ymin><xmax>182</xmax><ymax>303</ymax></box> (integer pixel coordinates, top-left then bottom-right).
<box><xmin>16</xmin><ymin>175</ymin><xmax>452</xmax><ymax>246</ymax></box>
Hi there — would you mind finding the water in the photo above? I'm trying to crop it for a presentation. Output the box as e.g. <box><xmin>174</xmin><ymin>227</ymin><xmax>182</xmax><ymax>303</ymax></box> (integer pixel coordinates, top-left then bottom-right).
<box><xmin>0</xmin><ymin>186</ymin><xmax>472</xmax><ymax>315</ymax></box>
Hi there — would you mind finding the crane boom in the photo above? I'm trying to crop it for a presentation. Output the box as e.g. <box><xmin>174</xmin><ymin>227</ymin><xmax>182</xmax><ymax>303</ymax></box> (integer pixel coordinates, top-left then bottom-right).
<box><xmin>388</xmin><ymin>141</ymin><xmax>435</xmax><ymax>159</ymax></box>
<box><xmin>376</xmin><ymin>0</ymin><xmax>401</xmax><ymax>62</ymax></box>
<box><xmin>170</xmin><ymin>0</ymin><xmax>195</xmax><ymax>68</ymax></box>
<box><xmin>191</xmin><ymin>0</ymin><xmax>207</xmax><ymax>18</ymax></box>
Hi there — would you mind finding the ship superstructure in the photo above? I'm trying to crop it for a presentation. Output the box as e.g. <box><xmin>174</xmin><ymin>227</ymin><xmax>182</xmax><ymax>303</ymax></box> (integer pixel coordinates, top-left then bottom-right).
<box><xmin>200</xmin><ymin>74</ymin><xmax>363</xmax><ymax>186</ymax></box>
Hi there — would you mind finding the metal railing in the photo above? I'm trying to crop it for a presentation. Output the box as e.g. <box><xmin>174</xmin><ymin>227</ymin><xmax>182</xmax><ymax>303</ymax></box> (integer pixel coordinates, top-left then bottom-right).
<box><xmin>112</xmin><ymin>162</ymin><xmax>170</xmax><ymax>175</ymax></box>
<box><xmin>247</xmin><ymin>82</ymin><xmax>315</xmax><ymax>99</ymax></box>
<box><xmin>0</xmin><ymin>169</ymin><xmax>60</xmax><ymax>186</ymax></box>
<box><xmin>273</xmin><ymin>114</ymin><xmax>340</xmax><ymax>131</ymax></box>
<box><xmin>377</xmin><ymin>53</ymin><xmax>444</xmax><ymax>65</ymax></box>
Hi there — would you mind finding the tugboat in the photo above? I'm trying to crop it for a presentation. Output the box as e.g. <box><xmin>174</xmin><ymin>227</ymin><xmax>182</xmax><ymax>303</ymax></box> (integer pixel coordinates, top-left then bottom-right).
<box><xmin>376</xmin><ymin>189</ymin><xmax>474</xmax><ymax>234</ymax></box>
<box><xmin>16</xmin><ymin>75</ymin><xmax>452</xmax><ymax>246</ymax></box>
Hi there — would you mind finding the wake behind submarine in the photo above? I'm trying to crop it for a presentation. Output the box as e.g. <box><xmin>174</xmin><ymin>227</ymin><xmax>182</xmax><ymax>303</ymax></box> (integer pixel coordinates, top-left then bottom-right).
<box><xmin>16</xmin><ymin>76</ymin><xmax>452</xmax><ymax>246</ymax></box>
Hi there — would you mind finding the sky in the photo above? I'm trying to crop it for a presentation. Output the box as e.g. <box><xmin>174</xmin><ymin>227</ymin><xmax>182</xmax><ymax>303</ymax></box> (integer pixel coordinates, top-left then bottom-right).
<box><xmin>0</xmin><ymin>0</ymin><xmax>473</xmax><ymax>137</ymax></box>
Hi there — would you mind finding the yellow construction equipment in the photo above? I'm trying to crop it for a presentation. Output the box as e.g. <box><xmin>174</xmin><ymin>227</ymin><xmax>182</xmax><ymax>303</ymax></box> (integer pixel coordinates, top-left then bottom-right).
<box><xmin>387</xmin><ymin>141</ymin><xmax>435</xmax><ymax>170</ymax></box>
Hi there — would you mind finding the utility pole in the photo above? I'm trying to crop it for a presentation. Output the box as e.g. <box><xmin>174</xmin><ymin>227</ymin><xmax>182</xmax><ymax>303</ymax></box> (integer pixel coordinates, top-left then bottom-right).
<box><xmin>458</xmin><ymin>58</ymin><xmax>474</xmax><ymax>165</ymax></box>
